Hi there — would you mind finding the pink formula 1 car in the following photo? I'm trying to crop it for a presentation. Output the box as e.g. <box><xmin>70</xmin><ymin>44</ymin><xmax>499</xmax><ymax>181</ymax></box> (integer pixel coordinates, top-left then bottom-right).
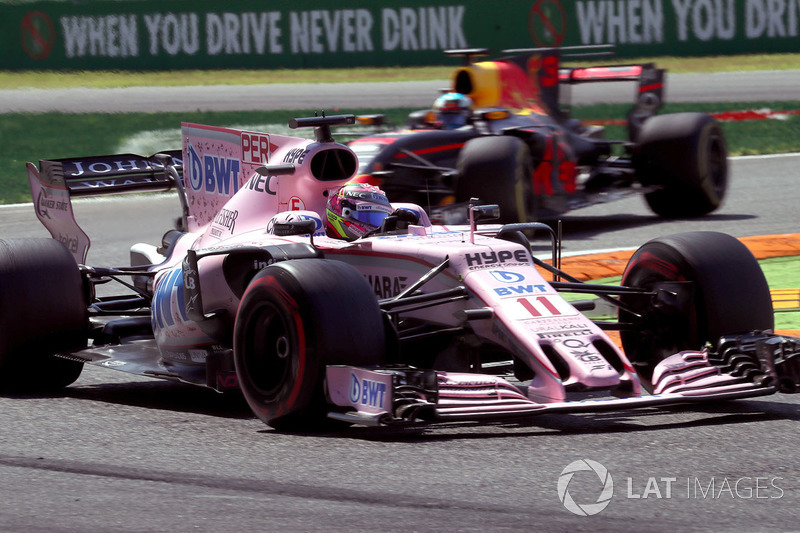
<box><xmin>2</xmin><ymin>115</ymin><xmax>798</xmax><ymax>430</ymax></box>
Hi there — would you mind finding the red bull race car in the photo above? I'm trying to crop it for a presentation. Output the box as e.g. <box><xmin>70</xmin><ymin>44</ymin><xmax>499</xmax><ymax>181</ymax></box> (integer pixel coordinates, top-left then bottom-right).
<box><xmin>2</xmin><ymin>115</ymin><xmax>797</xmax><ymax>431</ymax></box>
<box><xmin>349</xmin><ymin>46</ymin><xmax>728</xmax><ymax>224</ymax></box>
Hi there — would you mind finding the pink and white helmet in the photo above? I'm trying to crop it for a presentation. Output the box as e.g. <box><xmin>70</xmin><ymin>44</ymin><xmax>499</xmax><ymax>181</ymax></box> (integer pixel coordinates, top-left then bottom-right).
<box><xmin>326</xmin><ymin>183</ymin><xmax>393</xmax><ymax>240</ymax></box>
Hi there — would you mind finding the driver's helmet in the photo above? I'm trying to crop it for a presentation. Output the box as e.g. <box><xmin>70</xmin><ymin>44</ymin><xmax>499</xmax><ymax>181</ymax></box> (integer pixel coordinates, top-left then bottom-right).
<box><xmin>326</xmin><ymin>183</ymin><xmax>393</xmax><ymax>240</ymax></box>
<box><xmin>433</xmin><ymin>92</ymin><xmax>473</xmax><ymax>129</ymax></box>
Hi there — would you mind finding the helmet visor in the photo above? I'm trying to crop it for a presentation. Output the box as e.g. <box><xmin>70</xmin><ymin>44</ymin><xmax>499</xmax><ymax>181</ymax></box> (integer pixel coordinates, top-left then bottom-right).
<box><xmin>346</xmin><ymin>207</ymin><xmax>390</xmax><ymax>227</ymax></box>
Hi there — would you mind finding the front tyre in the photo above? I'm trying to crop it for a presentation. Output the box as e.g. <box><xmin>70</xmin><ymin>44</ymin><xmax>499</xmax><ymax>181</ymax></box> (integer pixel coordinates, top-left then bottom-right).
<box><xmin>635</xmin><ymin>112</ymin><xmax>727</xmax><ymax>218</ymax></box>
<box><xmin>233</xmin><ymin>259</ymin><xmax>385</xmax><ymax>430</ymax></box>
<box><xmin>619</xmin><ymin>232</ymin><xmax>773</xmax><ymax>390</ymax></box>
<box><xmin>0</xmin><ymin>238</ymin><xmax>87</xmax><ymax>391</ymax></box>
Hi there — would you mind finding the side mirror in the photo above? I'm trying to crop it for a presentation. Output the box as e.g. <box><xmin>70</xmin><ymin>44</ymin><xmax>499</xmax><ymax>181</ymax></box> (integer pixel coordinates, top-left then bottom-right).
<box><xmin>271</xmin><ymin>219</ymin><xmax>317</xmax><ymax>236</ymax></box>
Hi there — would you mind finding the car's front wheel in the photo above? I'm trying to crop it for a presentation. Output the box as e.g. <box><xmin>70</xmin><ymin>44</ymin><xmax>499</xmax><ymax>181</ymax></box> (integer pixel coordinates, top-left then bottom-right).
<box><xmin>619</xmin><ymin>232</ymin><xmax>773</xmax><ymax>390</ymax></box>
<box><xmin>233</xmin><ymin>259</ymin><xmax>386</xmax><ymax>430</ymax></box>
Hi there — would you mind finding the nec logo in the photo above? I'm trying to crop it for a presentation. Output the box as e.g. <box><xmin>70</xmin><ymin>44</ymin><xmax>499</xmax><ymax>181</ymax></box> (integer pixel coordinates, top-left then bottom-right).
<box><xmin>489</xmin><ymin>270</ymin><xmax>525</xmax><ymax>283</ymax></box>
<box><xmin>187</xmin><ymin>144</ymin><xmax>241</xmax><ymax>195</ymax></box>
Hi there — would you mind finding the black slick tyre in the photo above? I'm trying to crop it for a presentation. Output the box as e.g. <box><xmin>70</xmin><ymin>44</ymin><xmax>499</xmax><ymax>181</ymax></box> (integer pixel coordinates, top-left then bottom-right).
<box><xmin>455</xmin><ymin>136</ymin><xmax>534</xmax><ymax>223</ymax></box>
<box><xmin>233</xmin><ymin>259</ymin><xmax>385</xmax><ymax>430</ymax></box>
<box><xmin>636</xmin><ymin>112</ymin><xmax>728</xmax><ymax>218</ymax></box>
<box><xmin>0</xmin><ymin>238</ymin><xmax>87</xmax><ymax>392</ymax></box>
<box><xmin>619</xmin><ymin>232</ymin><xmax>773</xmax><ymax>390</ymax></box>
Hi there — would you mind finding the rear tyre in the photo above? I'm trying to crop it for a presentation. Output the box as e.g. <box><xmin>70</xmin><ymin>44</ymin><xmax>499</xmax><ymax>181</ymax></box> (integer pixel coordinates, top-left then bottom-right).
<box><xmin>619</xmin><ymin>232</ymin><xmax>773</xmax><ymax>390</ymax></box>
<box><xmin>635</xmin><ymin>112</ymin><xmax>727</xmax><ymax>218</ymax></box>
<box><xmin>233</xmin><ymin>259</ymin><xmax>386</xmax><ymax>430</ymax></box>
<box><xmin>455</xmin><ymin>136</ymin><xmax>534</xmax><ymax>224</ymax></box>
<box><xmin>0</xmin><ymin>238</ymin><xmax>87</xmax><ymax>392</ymax></box>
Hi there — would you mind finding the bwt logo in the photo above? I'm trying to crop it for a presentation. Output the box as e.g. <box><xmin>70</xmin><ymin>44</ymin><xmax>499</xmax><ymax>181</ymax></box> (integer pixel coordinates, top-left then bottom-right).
<box><xmin>348</xmin><ymin>374</ymin><xmax>388</xmax><ymax>409</ymax></box>
<box><xmin>187</xmin><ymin>144</ymin><xmax>241</xmax><ymax>195</ymax></box>
<box><xmin>489</xmin><ymin>270</ymin><xmax>525</xmax><ymax>283</ymax></box>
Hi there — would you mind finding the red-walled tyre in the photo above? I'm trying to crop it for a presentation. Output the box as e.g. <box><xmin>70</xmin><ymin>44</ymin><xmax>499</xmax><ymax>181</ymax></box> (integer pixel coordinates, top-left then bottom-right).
<box><xmin>0</xmin><ymin>238</ymin><xmax>87</xmax><ymax>391</ymax></box>
<box><xmin>233</xmin><ymin>259</ymin><xmax>385</xmax><ymax>430</ymax></box>
<box><xmin>620</xmin><ymin>232</ymin><xmax>773</xmax><ymax>390</ymax></box>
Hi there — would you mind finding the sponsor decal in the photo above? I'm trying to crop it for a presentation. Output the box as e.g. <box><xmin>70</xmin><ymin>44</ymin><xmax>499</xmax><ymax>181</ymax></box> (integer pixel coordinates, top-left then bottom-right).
<box><xmin>349</xmin><ymin>373</ymin><xmax>388</xmax><ymax>409</ymax></box>
<box><xmin>522</xmin><ymin>316</ymin><xmax>592</xmax><ymax>333</ymax></box>
<box><xmin>465</xmin><ymin>249</ymin><xmax>530</xmax><ymax>269</ymax></box>
<box><xmin>494</xmin><ymin>283</ymin><xmax>548</xmax><ymax>297</ymax></box>
<box><xmin>186</xmin><ymin>144</ymin><xmax>241</xmax><ymax>195</ymax></box>
<box><xmin>282</xmin><ymin>147</ymin><xmax>309</xmax><ymax>165</ymax></box>
<box><xmin>489</xmin><ymin>270</ymin><xmax>526</xmax><ymax>283</ymax></box>
<box><xmin>57</xmin><ymin>233</ymin><xmax>80</xmax><ymax>254</ymax></box>
<box><xmin>561</xmin><ymin>338</ymin><xmax>609</xmax><ymax>370</ymax></box>
<box><xmin>366</xmin><ymin>274</ymin><xmax>408</xmax><ymax>298</ymax></box>
<box><xmin>537</xmin><ymin>328</ymin><xmax>593</xmax><ymax>339</ymax></box>
<box><xmin>64</xmin><ymin>158</ymin><xmax>156</xmax><ymax>177</ymax></box>
<box><xmin>36</xmin><ymin>189</ymin><xmax>69</xmax><ymax>219</ymax></box>
<box><xmin>188</xmin><ymin>348</ymin><xmax>208</xmax><ymax>363</ymax></box>
<box><xmin>152</xmin><ymin>268</ymin><xmax>188</xmax><ymax>331</ymax></box>
<box><xmin>210</xmin><ymin>208</ymin><xmax>238</xmax><ymax>237</ymax></box>
<box><xmin>245</xmin><ymin>172</ymin><xmax>277</xmax><ymax>194</ymax></box>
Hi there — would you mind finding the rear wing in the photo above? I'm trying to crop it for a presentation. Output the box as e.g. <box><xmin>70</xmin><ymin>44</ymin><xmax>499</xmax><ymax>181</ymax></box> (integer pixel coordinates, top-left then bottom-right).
<box><xmin>27</xmin><ymin>149</ymin><xmax>183</xmax><ymax>264</ymax></box>
<box><xmin>505</xmin><ymin>46</ymin><xmax>665</xmax><ymax>140</ymax></box>
<box><xmin>448</xmin><ymin>45</ymin><xmax>665</xmax><ymax>140</ymax></box>
<box><xmin>557</xmin><ymin>53</ymin><xmax>665</xmax><ymax>140</ymax></box>
<box><xmin>31</xmin><ymin>150</ymin><xmax>183</xmax><ymax>197</ymax></box>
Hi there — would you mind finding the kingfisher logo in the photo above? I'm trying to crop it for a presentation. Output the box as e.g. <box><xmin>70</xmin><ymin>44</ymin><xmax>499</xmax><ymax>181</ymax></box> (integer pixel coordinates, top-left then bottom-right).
<box><xmin>489</xmin><ymin>270</ymin><xmax>525</xmax><ymax>283</ymax></box>
<box><xmin>187</xmin><ymin>144</ymin><xmax>241</xmax><ymax>195</ymax></box>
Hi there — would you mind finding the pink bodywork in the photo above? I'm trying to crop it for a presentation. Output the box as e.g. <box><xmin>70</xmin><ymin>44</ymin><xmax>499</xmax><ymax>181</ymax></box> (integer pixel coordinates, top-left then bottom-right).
<box><xmin>28</xmin><ymin>122</ymin><xmax>772</xmax><ymax>424</ymax></box>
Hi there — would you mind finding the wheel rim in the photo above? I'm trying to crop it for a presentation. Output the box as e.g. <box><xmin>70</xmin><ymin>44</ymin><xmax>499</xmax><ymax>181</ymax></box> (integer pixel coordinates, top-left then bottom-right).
<box><xmin>707</xmin><ymin>133</ymin><xmax>727</xmax><ymax>198</ymax></box>
<box><xmin>241</xmin><ymin>301</ymin><xmax>292</xmax><ymax>398</ymax></box>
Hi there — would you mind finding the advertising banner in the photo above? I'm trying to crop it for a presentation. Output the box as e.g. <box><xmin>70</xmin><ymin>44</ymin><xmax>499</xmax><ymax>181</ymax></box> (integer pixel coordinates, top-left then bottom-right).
<box><xmin>2</xmin><ymin>0</ymin><xmax>799</xmax><ymax>70</ymax></box>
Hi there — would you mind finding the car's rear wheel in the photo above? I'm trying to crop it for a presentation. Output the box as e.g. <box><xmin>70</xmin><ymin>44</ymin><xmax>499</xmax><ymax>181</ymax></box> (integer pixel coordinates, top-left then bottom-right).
<box><xmin>233</xmin><ymin>259</ymin><xmax>386</xmax><ymax>430</ymax></box>
<box><xmin>619</xmin><ymin>232</ymin><xmax>773</xmax><ymax>390</ymax></box>
<box><xmin>635</xmin><ymin>112</ymin><xmax>728</xmax><ymax>218</ymax></box>
<box><xmin>0</xmin><ymin>238</ymin><xmax>87</xmax><ymax>391</ymax></box>
<box><xmin>455</xmin><ymin>136</ymin><xmax>534</xmax><ymax>224</ymax></box>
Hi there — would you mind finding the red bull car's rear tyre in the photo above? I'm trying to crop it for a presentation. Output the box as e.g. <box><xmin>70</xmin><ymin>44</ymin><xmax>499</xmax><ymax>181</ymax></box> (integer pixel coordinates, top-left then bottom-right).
<box><xmin>619</xmin><ymin>231</ymin><xmax>773</xmax><ymax>390</ymax></box>
<box><xmin>455</xmin><ymin>136</ymin><xmax>534</xmax><ymax>224</ymax></box>
<box><xmin>233</xmin><ymin>259</ymin><xmax>386</xmax><ymax>430</ymax></box>
<box><xmin>0</xmin><ymin>238</ymin><xmax>87</xmax><ymax>392</ymax></box>
<box><xmin>636</xmin><ymin>112</ymin><xmax>727</xmax><ymax>218</ymax></box>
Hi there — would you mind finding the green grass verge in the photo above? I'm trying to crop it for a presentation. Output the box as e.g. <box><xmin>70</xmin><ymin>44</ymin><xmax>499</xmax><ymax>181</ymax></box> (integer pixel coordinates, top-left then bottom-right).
<box><xmin>565</xmin><ymin>255</ymin><xmax>800</xmax><ymax>332</ymax></box>
<box><xmin>2</xmin><ymin>101</ymin><xmax>799</xmax><ymax>204</ymax></box>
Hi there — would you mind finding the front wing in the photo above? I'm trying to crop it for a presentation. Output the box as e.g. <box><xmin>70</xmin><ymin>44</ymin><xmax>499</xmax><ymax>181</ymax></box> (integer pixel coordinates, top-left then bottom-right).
<box><xmin>325</xmin><ymin>333</ymin><xmax>800</xmax><ymax>427</ymax></box>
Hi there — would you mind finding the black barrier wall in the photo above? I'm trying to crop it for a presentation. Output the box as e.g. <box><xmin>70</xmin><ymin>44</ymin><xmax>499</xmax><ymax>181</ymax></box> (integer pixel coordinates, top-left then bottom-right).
<box><xmin>3</xmin><ymin>0</ymin><xmax>799</xmax><ymax>70</ymax></box>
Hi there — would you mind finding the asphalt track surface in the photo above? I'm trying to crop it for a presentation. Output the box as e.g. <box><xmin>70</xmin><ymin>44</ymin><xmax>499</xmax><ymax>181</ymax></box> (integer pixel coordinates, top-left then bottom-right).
<box><xmin>2</xmin><ymin>70</ymin><xmax>800</xmax><ymax>114</ymax></box>
<box><xmin>1</xmin><ymin>75</ymin><xmax>800</xmax><ymax>531</ymax></box>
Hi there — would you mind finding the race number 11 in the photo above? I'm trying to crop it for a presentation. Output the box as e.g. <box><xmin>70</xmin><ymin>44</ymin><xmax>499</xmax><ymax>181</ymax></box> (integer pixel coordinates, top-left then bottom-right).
<box><xmin>505</xmin><ymin>295</ymin><xmax>577</xmax><ymax>320</ymax></box>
